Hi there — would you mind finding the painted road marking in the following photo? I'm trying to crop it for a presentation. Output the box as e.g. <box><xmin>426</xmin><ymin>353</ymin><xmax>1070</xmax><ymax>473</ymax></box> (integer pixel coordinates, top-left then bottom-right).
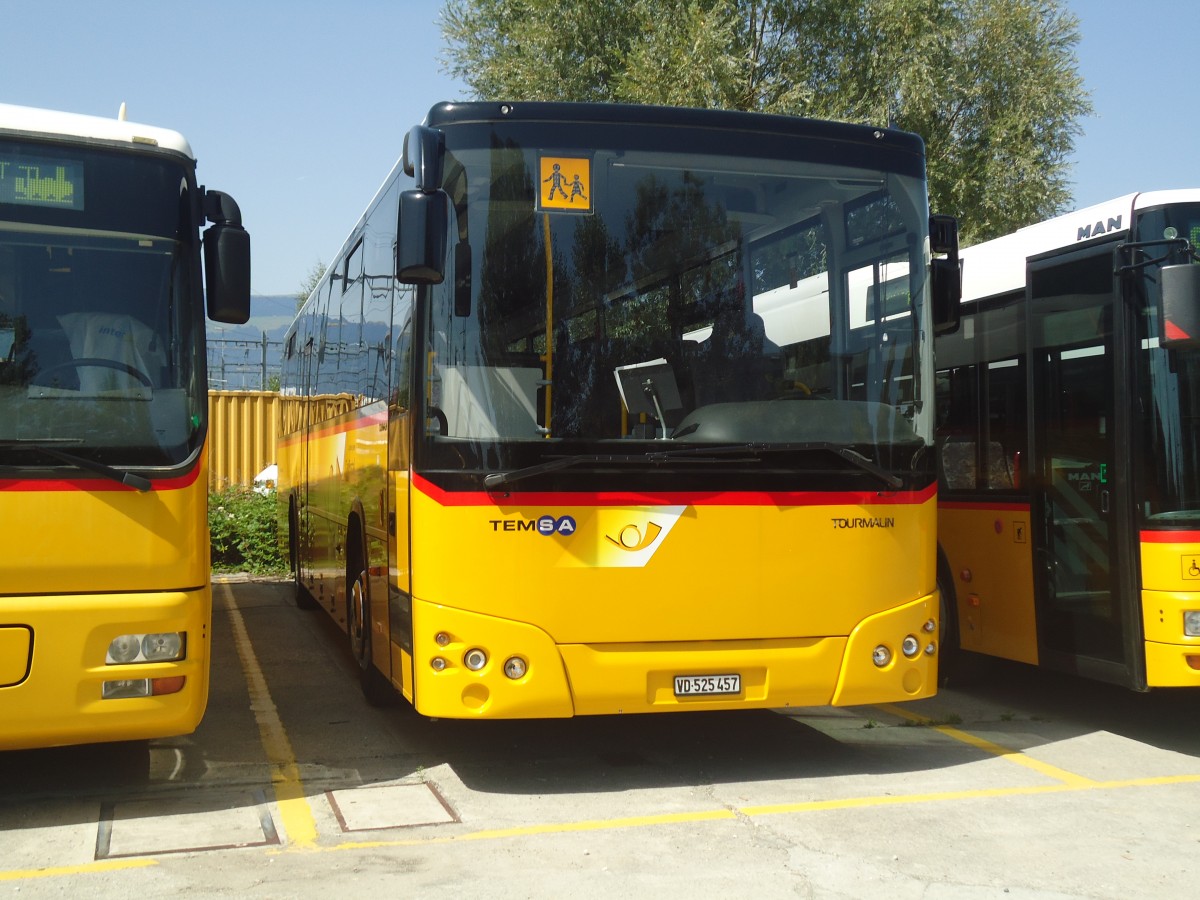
<box><xmin>0</xmin><ymin>859</ymin><xmax>157</xmax><ymax>882</ymax></box>
<box><xmin>219</xmin><ymin>581</ymin><xmax>318</xmax><ymax>848</ymax></box>
<box><xmin>876</xmin><ymin>702</ymin><xmax>1098</xmax><ymax>786</ymax></box>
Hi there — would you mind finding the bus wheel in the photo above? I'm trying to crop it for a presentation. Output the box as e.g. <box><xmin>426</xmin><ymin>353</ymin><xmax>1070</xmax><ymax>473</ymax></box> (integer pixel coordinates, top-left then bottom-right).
<box><xmin>347</xmin><ymin>550</ymin><xmax>395</xmax><ymax>707</ymax></box>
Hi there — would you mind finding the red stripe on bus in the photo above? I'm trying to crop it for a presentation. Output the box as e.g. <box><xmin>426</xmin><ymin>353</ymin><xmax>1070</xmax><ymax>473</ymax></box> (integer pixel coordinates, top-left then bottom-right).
<box><xmin>939</xmin><ymin>499</ymin><xmax>1030</xmax><ymax>512</ymax></box>
<box><xmin>412</xmin><ymin>472</ymin><xmax>936</xmax><ymax>508</ymax></box>
<box><xmin>0</xmin><ymin>466</ymin><xmax>201</xmax><ymax>493</ymax></box>
<box><xmin>1141</xmin><ymin>530</ymin><xmax>1200</xmax><ymax>543</ymax></box>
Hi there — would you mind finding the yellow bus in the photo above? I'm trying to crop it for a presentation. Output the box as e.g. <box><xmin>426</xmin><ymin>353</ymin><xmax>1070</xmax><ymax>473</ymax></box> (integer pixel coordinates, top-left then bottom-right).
<box><xmin>936</xmin><ymin>189</ymin><xmax>1200</xmax><ymax>689</ymax></box>
<box><xmin>0</xmin><ymin>103</ymin><xmax>250</xmax><ymax>749</ymax></box>
<box><xmin>279</xmin><ymin>101</ymin><xmax>960</xmax><ymax>717</ymax></box>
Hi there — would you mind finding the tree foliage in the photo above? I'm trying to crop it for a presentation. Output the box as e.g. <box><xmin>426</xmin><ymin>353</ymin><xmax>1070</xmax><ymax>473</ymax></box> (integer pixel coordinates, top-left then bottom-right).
<box><xmin>439</xmin><ymin>0</ymin><xmax>1090</xmax><ymax>243</ymax></box>
<box><xmin>295</xmin><ymin>259</ymin><xmax>326</xmax><ymax>312</ymax></box>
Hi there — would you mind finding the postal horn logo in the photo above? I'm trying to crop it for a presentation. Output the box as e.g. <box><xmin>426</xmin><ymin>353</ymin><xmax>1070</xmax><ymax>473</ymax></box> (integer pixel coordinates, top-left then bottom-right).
<box><xmin>605</xmin><ymin>521</ymin><xmax>663</xmax><ymax>552</ymax></box>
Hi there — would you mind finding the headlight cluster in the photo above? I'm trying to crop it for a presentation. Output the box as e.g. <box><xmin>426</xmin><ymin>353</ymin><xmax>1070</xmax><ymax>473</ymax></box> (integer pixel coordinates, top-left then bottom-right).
<box><xmin>106</xmin><ymin>632</ymin><xmax>186</xmax><ymax>665</ymax></box>
<box><xmin>102</xmin><ymin>632</ymin><xmax>187</xmax><ymax>700</ymax></box>
<box><xmin>872</xmin><ymin>618</ymin><xmax>937</xmax><ymax>668</ymax></box>
<box><xmin>431</xmin><ymin>632</ymin><xmax>527</xmax><ymax>681</ymax></box>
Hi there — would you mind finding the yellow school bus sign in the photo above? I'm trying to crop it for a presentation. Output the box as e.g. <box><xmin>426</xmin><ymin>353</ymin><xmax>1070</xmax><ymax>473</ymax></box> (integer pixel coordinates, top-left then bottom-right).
<box><xmin>538</xmin><ymin>155</ymin><xmax>592</xmax><ymax>213</ymax></box>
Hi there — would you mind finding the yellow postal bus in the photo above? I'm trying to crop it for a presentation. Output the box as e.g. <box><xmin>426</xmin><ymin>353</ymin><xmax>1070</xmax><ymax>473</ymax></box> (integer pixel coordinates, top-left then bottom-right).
<box><xmin>0</xmin><ymin>103</ymin><xmax>250</xmax><ymax>749</ymax></box>
<box><xmin>936</xmin><ymin>190</ymin><xmax>1200</xmax><ymax>689</ymax></box>
<box><xmin>279</xmin><ymin>101</ymin><xmax>959</xmax><ymax>717</ymax></box>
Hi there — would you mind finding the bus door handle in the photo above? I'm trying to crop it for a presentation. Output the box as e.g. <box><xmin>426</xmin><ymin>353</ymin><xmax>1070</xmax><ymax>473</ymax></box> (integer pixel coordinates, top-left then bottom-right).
<box><xmin>1100</xmin><ymin>490</ymin><xmax>1110</xmax><ymax>516</ymax></box>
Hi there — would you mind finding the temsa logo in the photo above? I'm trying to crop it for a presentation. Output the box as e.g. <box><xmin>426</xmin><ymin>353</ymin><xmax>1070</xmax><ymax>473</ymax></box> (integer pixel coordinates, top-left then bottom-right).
<box><xmin>488</xmin><ymin>514</ymin><xmax>577</xmax><ymax>536</ymax></box>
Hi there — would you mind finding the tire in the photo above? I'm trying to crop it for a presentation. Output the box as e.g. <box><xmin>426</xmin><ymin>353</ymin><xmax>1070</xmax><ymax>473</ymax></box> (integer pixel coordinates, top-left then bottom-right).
<box><xmin>347</xmin><ymin>531</ymin><xmax>395</xmax><ymax>707</ymax></box>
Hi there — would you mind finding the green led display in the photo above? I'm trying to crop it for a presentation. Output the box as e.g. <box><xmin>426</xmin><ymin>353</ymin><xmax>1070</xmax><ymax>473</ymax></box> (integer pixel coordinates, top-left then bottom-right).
<box><xmin>0</xmin><ymin>154</ymin><xmax>84</xmax><ymax>211</ymax></box>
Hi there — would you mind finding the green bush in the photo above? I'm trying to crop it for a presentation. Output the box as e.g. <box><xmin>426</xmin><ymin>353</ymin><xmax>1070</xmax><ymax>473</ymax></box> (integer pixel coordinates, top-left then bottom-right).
<box><xmin>209</xmin><ymin>486</ymin><xmax>288</xmax><ymax>576</ymax></box>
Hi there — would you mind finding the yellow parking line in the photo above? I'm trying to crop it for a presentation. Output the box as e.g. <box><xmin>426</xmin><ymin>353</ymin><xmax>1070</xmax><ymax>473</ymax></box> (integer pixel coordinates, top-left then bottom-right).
<box><xmin>0</xmin><ymin>858</ymin><xmax>157</xmax><ymax>882</ymax></box>
<box><xmin>876</xmin><ymin>702</ymin><xmax>1097</xmax><ymax>786</ymax></box>
<box><xmin>318</xmin><ymin>771</ymin><xmax>1200</xmax><ymax>853</ymax></box>
<box><xmin>219</xmin><ymin>582</ymin><xmax>318</xmax><ymax>848</ymax></box>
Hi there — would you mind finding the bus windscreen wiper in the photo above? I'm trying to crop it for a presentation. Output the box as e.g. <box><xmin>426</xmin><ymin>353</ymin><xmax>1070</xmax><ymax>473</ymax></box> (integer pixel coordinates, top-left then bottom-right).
<box><xmin>0</xmin><ymin>439</ymin><xmax>152</xmax><ymax>492</ymax></box>
<box><xmin>646</xmin><ymin>442</ymin><xmax>903</xmax><ymax>489</ymax></box>
<box><xmin>481</xmin><ymin>442</ymin><xmax>900</xmax><ymax>490</ymax></box>
<box><xmin>481</xmin><ymin>446</ymin><xmax>765</xmax><ymax>490</ymax></box>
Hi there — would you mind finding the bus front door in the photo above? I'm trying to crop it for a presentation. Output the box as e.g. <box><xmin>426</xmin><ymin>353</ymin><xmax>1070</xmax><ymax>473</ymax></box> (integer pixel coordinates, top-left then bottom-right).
<box><xmin>1028</xmin><ymin>245</ymin><xmax>1139</xmax><ymax>685</ymax></box>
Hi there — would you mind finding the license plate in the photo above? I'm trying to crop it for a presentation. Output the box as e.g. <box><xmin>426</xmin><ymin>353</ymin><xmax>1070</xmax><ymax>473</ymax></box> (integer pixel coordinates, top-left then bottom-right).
<box><xmin>673</xmin><ymin>674</ymin><xmax>741</xmax><ymax>697</ymax></box>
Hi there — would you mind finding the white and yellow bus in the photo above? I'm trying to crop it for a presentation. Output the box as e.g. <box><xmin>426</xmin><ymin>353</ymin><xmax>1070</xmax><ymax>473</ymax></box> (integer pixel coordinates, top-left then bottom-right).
<box><xmin>280</xmin><ymin>101</ymin><xmax>960</xmax><ymax>717</ymax></box>
<box><xmin>0</xmin><ymin>103</ymin><xmax>250</xmax><ymax>749</ymax></box>
<box><xmin>936</xmin><ymin>189</ymin><xmax>1200</xmax><ymax>689</ymax></box>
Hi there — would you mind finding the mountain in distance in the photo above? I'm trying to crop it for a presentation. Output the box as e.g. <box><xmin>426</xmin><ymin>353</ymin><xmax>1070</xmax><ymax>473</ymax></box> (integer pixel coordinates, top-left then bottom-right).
<box><xmin>207</xmin><ymin>294</ymin><xmax>297</xmax><ymax>345</ymax></box>
<box><xmin>206</xmin><ymin>294</ymin><xmax>296</xmax><ymax>389</ymax></box>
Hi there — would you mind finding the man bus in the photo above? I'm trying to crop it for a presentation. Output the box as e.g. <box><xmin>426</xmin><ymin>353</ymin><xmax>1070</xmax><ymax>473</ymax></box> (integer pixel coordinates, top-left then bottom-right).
<box><xmin>935</xmin><ymin>189</ymin><xmax>1200</xmax><ymax>689</ymax></box>
<box><xmin>280</xmin><ymin>101</ymin><xmax>959</xmax><ymax>717</ymax></box>
<box><xmin>0</xmin><ymin>103</ymin><xmax>250</xmax><ymax>749</ymax></box>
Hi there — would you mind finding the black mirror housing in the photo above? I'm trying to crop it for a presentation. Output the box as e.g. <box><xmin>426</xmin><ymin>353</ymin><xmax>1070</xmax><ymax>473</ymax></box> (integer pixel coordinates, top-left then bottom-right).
<box><xmin>396</xmin><ymin>189</ymin><xmax>448</xmax><ymax>284</ymax></box>
<box><xmin>929</xmin><ymin>214</ymin><xmax>961</xmax><ymax>335</ymax></box>
<box><xmin>204</xmin><ymin>223</ymin><xmax>251</xmax><ymax>324</ymax></box>
<box><xmin>1161</xmin><ymin>263</ymin><xmax>1200</xmax><ymax>349</ymax></box>
<box><xmin>402</xmin><ymin>126</ymin><xmax>445</xmax><ymax>192</ymax></box>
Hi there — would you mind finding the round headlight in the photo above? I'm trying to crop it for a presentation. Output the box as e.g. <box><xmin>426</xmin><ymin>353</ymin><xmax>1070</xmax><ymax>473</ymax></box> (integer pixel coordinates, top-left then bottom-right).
<box><xmin>503</xmin><ymin>657</ymin><xmax>527</xmax><ymax>679</ymax></box>
<box><xmin>107</xmin><ymin>634</ymin><xmax>141</xmax><ymax>664</ymax></box>
<box><xmin>902</xmin><ymin>635</ymin><xmax>920</xmax><ymax>658</ymax></box>
<box><xmin>872</xmin><ymin>644</ymin><xmax>892</xmax><ymax>667</ymax></box>
<box><xmin>464</xmin><ymin>648</ymin><xmax>488</xmax><ymax>671</ymax></box>
<box><xmin>142</xmin><ymin>632</ymin><xmax>183</xmax><ymax>661</ymax></box>
<box><xmin>431</xmin><ymin>657</ymin><xmax>447</xmax><ymax>671</ymax></box>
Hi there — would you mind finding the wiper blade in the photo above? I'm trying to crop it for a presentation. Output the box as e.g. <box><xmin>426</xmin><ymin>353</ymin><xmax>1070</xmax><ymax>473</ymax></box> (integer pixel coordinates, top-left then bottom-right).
<box><xmin>483</xmin><ymin>454</ymin><xmax>635</xmax><ymax>489</ymax></box>
<box><xmin>652</xmin><ymin>441</ymin><xmax>903</xmax><ymax>488</ymax></box>
<box><xmin>482</xmin><ymin>447</ymin><xmax>763</xmax><ymax>490</ymax></box>
<box><xmin>0</xmin><ymin>439</ymin><xmax>152</xmax><ymax>492</ymax></box>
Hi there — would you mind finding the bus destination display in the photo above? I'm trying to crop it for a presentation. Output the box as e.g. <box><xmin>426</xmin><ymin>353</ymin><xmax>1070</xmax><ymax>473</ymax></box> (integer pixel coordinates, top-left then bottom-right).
<box><xmin>0</xmin><ymin>154</ymin><xmax>84</xmax><ymax>210</ymax></box>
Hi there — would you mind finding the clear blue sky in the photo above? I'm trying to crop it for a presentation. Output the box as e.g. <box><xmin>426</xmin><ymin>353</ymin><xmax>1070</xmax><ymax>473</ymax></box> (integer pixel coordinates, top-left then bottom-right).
<box><xmin>2</xmin><ymin>0</ymin><xmax>1197</xmax><ymax>298</ymax></box>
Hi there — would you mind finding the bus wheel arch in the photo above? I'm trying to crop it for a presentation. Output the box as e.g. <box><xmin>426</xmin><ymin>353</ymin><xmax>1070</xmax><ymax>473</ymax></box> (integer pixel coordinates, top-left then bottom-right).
<box><xmin>936</xmin><ymin>545</ymin><xmax>961</xmax><ymax>686</ymax></box>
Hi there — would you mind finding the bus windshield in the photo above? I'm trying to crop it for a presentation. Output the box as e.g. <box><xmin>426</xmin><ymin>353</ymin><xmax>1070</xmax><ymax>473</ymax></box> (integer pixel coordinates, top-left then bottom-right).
<box><xmin>0</xmin><ymin>142</ymin><xmax>205</xmax><ymax>471</ymax></box>
<box><xmin>1136</xmin><ymin>203</ymin><xmax>1200</xmax><ymax>525</ymax></box>
<box><xmin>422</xmin><ymin>121</ymin><xmax>932</xmax><ymax>487</ymax></box>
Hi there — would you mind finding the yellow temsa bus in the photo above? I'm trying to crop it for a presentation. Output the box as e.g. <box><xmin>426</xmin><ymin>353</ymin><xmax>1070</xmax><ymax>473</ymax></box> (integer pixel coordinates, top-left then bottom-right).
<box><xmin>279</xmin><ymin>101</ymin><xmax>960</xmax><ymax>717</ymax></box>
<box><xmin>0</xmin><ymin>103</ymin><xmax>250</xmax><ymax>749</ymax></box>
<box><xmin>936</xmin><ymin>189</ymin><xmax>1200</xmax><ymax>689</ymax></box>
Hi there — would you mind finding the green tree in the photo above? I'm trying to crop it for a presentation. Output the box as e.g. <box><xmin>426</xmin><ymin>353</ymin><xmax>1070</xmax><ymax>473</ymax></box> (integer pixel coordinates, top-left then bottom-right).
<box><xmin>295</xmin><ymin>259</ymin><xmax>326</xmax><ymax>312</ymax></box>
<box><xmin>440</xmin><ymin>0</ymin><xmax>1090</xmax><ymax>243</ymax></box>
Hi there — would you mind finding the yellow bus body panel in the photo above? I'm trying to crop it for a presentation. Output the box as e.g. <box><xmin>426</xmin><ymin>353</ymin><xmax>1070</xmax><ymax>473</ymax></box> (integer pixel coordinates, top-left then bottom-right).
<box><xmin>404</xmin><ymin>479</ymin><xmax>939</xmax><ymax>717</ymax></box>
<box><xmin>937</xmin><ymin>501</ymin><xmax>1038</xmax><ymax>665</ymax></box>
<box><xmin>1140</xmin><ymin>533</ymin><xmax>1200</xmax><ymax>687</ymax></box>
<box><xmin>0</xmin><ymin>470</ymin><xmax>211</xmax><ymax>749</ymax></box>
<box><xmin>0</xmin><ymin>589</ymin><xmax>211</xmax><ymax>750</ymax></box>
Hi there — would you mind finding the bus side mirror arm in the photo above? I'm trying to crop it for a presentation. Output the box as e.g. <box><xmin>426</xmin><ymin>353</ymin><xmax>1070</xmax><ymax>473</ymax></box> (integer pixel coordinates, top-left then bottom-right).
<box><xmin>930</xmin><ymin>214</ymin><xmax>961</xmax><ymax>336</ymax></box>
<box><xmin>1117</xmin><ymin>238</ymin><xmax>1200</xmax><ymax>349</ymax></box>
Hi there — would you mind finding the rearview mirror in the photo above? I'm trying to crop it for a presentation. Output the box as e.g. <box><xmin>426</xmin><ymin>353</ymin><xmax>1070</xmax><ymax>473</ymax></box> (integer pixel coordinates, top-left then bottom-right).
<box><xmin>396</xmin><ymin>189</ymin><xmax>448</xmax><ymax>284</ymax></box>
<box><xmin>1160</xmin><ymin>263</ymin><xmax>1200</xmax><ymax>349</ymax></box>
<box><xmin>929</xmin><ymin>214</ymin><xmax>961</xmax><ymax>335</ymax></box>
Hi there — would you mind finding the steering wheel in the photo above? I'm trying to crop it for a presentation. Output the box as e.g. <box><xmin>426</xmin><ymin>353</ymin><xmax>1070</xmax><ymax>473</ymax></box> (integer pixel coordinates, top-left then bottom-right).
<box><xmin>32</xmin><ymin>357</ymin><xmax>153</xmax><ymax>388</ymax></box>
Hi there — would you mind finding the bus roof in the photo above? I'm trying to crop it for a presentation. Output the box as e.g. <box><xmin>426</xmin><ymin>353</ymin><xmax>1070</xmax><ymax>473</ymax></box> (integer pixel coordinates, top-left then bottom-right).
<box><xmin>0</xmin><ymin>102</ymin><xmax>194</xmax><ymax>159</ymax></box>
<box><xmin>960</xmin><ymin>188</ymin><xmax>1200</xmax><ymax>303</ymax></box>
